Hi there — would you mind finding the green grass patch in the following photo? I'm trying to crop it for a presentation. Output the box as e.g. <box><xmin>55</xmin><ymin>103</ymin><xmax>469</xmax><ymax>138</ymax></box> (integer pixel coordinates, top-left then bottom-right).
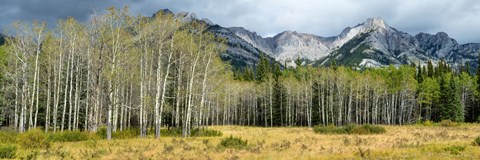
<box><xmin>49</xmin><ymin>130</ymin><xmax>95</xmax><ymax>142</ymax></box>
<box><xmin>95</xmin><ymin>127</ymin><xmax>222</xmax><ymax>139</ymax></box>
<box><xmin>314</xmin><ymin>124</ymin><xmax>386</xmax><ymax>135</ymax></box>
<box><xmin>96</xmin><ymin>127</ymin><xmax>139</xmax><ymax>139</ymax></box>
<box><xmin>17</xmin><ymin>129</ymin><xmax>51</xmax><ymax>149</ymax></box>
<box><xmin>0</xmin><ymin>145</ymin><xmax>16</xmax><ymax>159</ymax></box>
<box><xmin>218</xmin><ymin>135</ymin><xmax>248</xmax><ymax>149</ymax></box>
<box><xmin>161</xmin><ymin>128</ymin><xmax>223</xmax><ymax>137</ymax></box>
<box><xmin>0</xmin><ymin>131</ymin><xmax>18</xmax><ymax>144</ymax></box>
<box><xmin>442</xmin><ymin>145</ymin><xmax>466</xmax><ymax>155</ymax></box>
<box><xmin>474</xmin><ymin>136</ymin><xmax>480</xmax><ymax>146</ymax></box>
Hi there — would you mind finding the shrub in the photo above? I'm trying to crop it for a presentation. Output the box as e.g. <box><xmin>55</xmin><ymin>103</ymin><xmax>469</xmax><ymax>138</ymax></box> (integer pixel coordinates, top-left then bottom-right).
<box><xmin>0</xmin><ymin>131</ymin><xmax>18</xmax><ymax>144</ymax></box>
<box><xmin>314</xmin><ymin>124</ymin><xmax>385</xmax><ymax>135</ymax></box>
<box><xmin>218</xmin><ymin>135</ymin><xmax>248</xmax><ymax>149</ymax></box>
<box><xmin>161</xmin><ymin>128</ymin><xmax>222</xmax><ymax>137</ymax></box>
<box><xmin>95</xmin><ymin>127</ymin><xmax>107</xmax><ymax>138</ymax></box>
<box><xmin>49</xmin><ymin>130</ymin><xmax>93</xmax><ymax>142</ymax></box>
<box><xmin>474</xmin><ymin>136</ymin><xmax>480</xmax><ymax>146</ymax></box>
<box><xmin>440</xmin><ymin>120</ymin><xmax>457</xmax><ymax>127</ymax></box>
<box><xmin>353</xmin><ymin>124</ymin><xmax>386</xmax><ymax>134</ymax></box>
<box><xmin>423</xmin><ymin>120</ymin><xmax>433</xmax><ymax>126</ymax></box>
<box><xmin>96</xmin><ymin>127</ymin><xmax>139</xmax><ymax>139</ymax></box>
<box><xmin>95</xmin><ymin>127</ymin><xmax>222</xmax><ymax>139</ymax></box>
<box><xmin>161</xmin><ymin>128</ymin><xmax>183</xmax><ymax>137</ymax></box>
<box><xmin>0</xmin><ymin>145</ymin><xmax>16</xmax><ymax>159</ymax></box>
<box><xmin>313</xmin><ymin>125</ymin><xmax>348</xmax><ymax>134</ymax></box>
<box><xmin>17</xmin><ymin>129</ymin><xmax>51</xmax><ymax>149</ymax></box>
<box><xmin>191</xmin><ymin>128</ymin><xmax>222</xmax><ymax>137</ymax></box>
<box><xmin>113</xmin><ymin>129</ymin><xmax>139</xmax><ymax>139</ymax></box>
<box><xmin>443</xmin><ymin>145</ymin><xmax>466</xmax><ymax>155</ymax></box>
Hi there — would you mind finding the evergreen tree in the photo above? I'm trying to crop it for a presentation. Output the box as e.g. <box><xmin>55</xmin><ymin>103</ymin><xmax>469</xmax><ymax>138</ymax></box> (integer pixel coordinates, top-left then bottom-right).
<box><xmin>427</xmin><ymin>60</ymin><xmax>434</xmax><ymax>77</ymax></box>
<box><xmin>437</xmin><ymin>74</ymin><xmax>463</xmax><ymax>122</ymax></box>
<box><xmin>255</xmin><ymin>54</ymin><xmax>270</xmax><ymax>82</ymax></box>
<box><xmin>416</xmin><ymin>64</ymin><xmax>424</xmax><ymax>83</ymax></box>
<box><xmin>243</xmin><ymin>66</ymin><xmax>254</xmax><ymax>81</ymax></box>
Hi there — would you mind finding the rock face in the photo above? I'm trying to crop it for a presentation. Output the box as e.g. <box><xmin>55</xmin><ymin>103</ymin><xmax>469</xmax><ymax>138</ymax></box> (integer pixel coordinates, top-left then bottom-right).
<box><xmin>158</xmin><ymin>9</ymin><xmax>480</xmax><ymax>68</ymax></box>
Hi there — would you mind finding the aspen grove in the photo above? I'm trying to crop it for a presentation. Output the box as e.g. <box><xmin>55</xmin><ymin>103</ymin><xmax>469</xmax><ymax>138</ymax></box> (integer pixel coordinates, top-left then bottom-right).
<box><xmin>0</xmin><ymin>7</ymin><xmax>479</xmax><ymax>139</ymax></box>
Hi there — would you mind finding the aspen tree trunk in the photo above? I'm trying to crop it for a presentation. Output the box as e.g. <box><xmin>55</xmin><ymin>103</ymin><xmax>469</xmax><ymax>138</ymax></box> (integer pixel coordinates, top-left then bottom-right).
<box><xmin>139</xmin><ymin>45</ymin><xmax>146</xmax><ymax>137</ymax></box>
<box><xmin>53</xmin><ymin>43</ymin><xmax>63</xmax><ymax>132</ymax></box>
<box><xmin>33</xmin><ymin>69</ymin><xmax>40</xmax><ymax>128</ymax></box>
<box><xmin>184</xmin><ymin>36</ymin><xmax>201</xmax><ymax>137</ymax></box>
<box><xmin>14</xmin><ymin>61</ymin><xmax>18</xmax><ymax>130</ymax></box>
<box><xmin>29</xmin><ymin>25</ymin><xmax>44</xmax><ymax>130</ymax></box>
<box><xmin>154</xmin><ymin>42</ymin><xmax>164</xmax><ymax>139</ymax></box>
<box><xmin>85</xmin><ymin>47</ymin><xmax>91</xmax><ymax>131</ymax></box>
<box><xmin>61</xmin><ymin>51</ymin><xmax>72</xmax><ymax>132</ymax></box>
<box><xmin>157</xmin><ymin>36</ymin><xmax>176</xmax><ymax>138</ymax></box>
<box><xmin>175</xmin><ymin>60</ymin><xmax>183</xmax><ymax>128</ymax></box>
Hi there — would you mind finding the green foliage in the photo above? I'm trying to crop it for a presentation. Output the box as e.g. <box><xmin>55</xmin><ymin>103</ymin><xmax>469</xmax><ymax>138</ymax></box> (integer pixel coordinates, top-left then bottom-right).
<box><xmin>218</xmin><ymin>135</ymin><xmax>248</xmax><ymax>149</ymax></box>
<box><xmin>313</xmin><ymin>124</ymin><xmax>386</xmax><ymax>135</ymax></box>
<box><xmin>17</xmin><ymin>129</ymin><xmax>51</xmax><ymax>149</ymax></box>
<box><xmin>313</xmin><ymin>124</ymin><xmax>350</xmax><ymax>134</ymax></box>
<box><xmin>423</xmin><ymin>120</ymin><xmax>433</xmax><ymax>126</ymax></box>
<box><xmin>96</xmin><ymin>127</ymin><xmax>107</xmax><ymax>138</ymax></box>
<box><xmin>0</xmin><ymin>35</ymin><xmax>4</xmax><ymax>46</ymax></box>
<box><xmin>442</xmin><ymin>145</ymin><xmax>466</xmax><ymax>155</ymax></box>
<box><xmin>0</xmin><ymin>131</ymin><xmax>18</xmax><ymax>144</ymax></box>
<box><xmin>0</xmin><ymin>145</ymin><xmax>16</xmax><ymax>159</ymax></box>
<box><xmin>95</xmin><ymin>127</ymin><xmax>222</xmax><ymax>139</ymax></box>
<box><xmin>96</xmin><ymin>127</ymin><xmax>139</xmax><ymax>139</ymax></box>
<box><xmin>474</xmin><ymin>136</ymin><xmax>480</xmax><ymax>146</ymax></box>
<box><xmin>161</xmin><ymin>128</ymin><xmax>222</xmax><ymax>137</ymax></box>
<box><xmin>255</xmin><ymin>53</ymin><xmax>271</xmax><ymax>82</ymax></box>
<box><xmin>351</xmin><ymin>124</ymin><xmax>386</xmax><ymax>134</ymax></box>
<box><xmin>49</xmin><ymin>130</ymin><xmax>95</xmax><ymax>142</ymax></box>
<box><xmin>436</xmin><ymin>74</ymin><xmax>463</xmax><ymax>122</ymax></box>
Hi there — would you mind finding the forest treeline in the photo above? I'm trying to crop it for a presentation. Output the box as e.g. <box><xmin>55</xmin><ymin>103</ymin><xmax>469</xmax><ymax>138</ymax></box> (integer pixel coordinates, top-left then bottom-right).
<box><xmin>0</xmin><ymin>7</ymin><xmax>479</xmax><ymax>139</ymax></box>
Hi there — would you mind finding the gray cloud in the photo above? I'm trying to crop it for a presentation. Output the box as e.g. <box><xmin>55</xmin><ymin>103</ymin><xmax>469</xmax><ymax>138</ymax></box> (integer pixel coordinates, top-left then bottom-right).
<box><xmin>1</xmin><ymin>0</ymin><xmax>479</xmax><ymax>43</ymax></box>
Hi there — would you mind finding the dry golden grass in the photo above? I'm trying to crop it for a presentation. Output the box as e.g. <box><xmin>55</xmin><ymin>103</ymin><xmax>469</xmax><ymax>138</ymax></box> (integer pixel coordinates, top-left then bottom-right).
<box><xmin>14</xmin><ymin>124</ymin><xmax>480</xmax><ymax>159</ymax></box>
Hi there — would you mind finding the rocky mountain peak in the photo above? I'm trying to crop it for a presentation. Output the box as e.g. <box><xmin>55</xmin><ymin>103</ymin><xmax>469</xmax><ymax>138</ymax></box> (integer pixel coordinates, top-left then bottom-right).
<box><xmin>153</xmin><ymin>9</ymin><xmax>174</xmax><ymax>17</ymax></box>
<box><xmin>176</xmin><ymin>12</ymin><xmax>198</xmax><ymax>22</ymax></box>
<box><xmin>363</xmin><ymin>17</ymin><xmax>388</xmax><ymax>30</ymax></box>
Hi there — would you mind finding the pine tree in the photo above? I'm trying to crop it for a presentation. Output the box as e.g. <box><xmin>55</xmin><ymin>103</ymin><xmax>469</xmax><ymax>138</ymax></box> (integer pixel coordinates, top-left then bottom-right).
<box><xmin>256</xmin><ymin>54</ymin><xmax>270</xmax><ymax>82</ymax></box>
<box><xmin>437</xmin><ymin>74</ymin><xmax>463</xmax><ymax>122</ymax></box>
<box><xmin>416</xmin><ymin>64</ymin><xmax>424</xmax><ymax>83</ymax></box>
<box><xmin>427</xmin><ymin>60</ymin><xmax>434</xmax><ymax>77</ymax></box>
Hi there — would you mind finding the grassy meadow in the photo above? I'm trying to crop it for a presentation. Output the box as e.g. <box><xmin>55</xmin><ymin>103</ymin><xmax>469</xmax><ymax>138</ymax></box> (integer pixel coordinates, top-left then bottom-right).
<box><xmin>2</xmin><ymin>124</ymin><xmax>480</xmax><ymax>159</ymax></box>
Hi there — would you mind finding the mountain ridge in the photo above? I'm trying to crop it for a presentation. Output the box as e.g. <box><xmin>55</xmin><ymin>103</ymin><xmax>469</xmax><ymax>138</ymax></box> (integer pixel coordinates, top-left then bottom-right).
<box><xmin>156</xmin><ymin>9</ymin><xmax>480</xmax><ymax>68</ymax></box>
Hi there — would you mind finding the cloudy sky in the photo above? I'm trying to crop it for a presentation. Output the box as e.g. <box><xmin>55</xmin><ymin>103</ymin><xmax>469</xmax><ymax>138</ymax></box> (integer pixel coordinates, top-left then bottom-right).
<box><xmin>1</xmin><ymin>0</ymin><xmax>479</xmax><ymax>43</ymax></box>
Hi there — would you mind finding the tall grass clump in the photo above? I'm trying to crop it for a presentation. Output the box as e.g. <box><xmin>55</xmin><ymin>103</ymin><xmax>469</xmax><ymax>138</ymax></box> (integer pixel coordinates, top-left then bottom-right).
<box><xmin>49</xmin><ymin>130</ymin><xmax>94</xmax><ymax>142</ymax></box>
<box><xmin>474</xmin><ymin>136</ymin><xmax>480</xmax><ymax>146</ymax></box>
<box><xmin>314</xmin><ymin>124</ymin><xmax>385</xmax><ymax>135</ymax></box>
<box><xmin>218</xmin><ymin>135</ymin><xmax>248</xmax><ymax>149</ymax></box>
<box><xmin>161</xmin><ymin>128</ymin><xmax>223</xmax><ymax>137</ymax></box>
<box><xmin>439</xmin><ymin>120</ymin><xmax>457</xmax><ymax>127</ymax></box>
<box><xmin>96</xmin><ymin>127</ymin><xmax>139</xmax><ymax>139</ymax></box>
<box><xmin>191</xmin><ymin>128</ymin><xmax>222</xmax><ymax>137</ymax></box>
<box><xmin>17</xmin><ymin>129</ymin><xmax>51</xmax><ymax>149</ymax></box>
<box><xmin>0</xmin><ymin>145</ymin><xmax>16</xmax><ymax>159</ymax></box>
<box><xmin>0</xmin><ymin>131</ymin><xmax>18</xmax><ymax>144</ymax></box>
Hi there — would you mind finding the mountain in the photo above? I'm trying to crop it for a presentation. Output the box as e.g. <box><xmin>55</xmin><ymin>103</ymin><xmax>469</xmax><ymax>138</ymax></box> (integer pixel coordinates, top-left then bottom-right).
<box><xmin>156</xmin><ymin>9</ymin><xmax>480</xmax><ymax>68</ymax></box>
<box><xmin>239</xmin><ymin>17</ymin><xmax>480</xmax><ymax>68</ymax></box>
